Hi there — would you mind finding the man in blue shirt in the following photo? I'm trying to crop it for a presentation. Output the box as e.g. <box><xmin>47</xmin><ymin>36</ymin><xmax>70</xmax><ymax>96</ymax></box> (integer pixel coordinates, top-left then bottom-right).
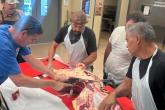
<box><xmin>0</xmin><ymin>0</ymin><xmax>26</xmax><ymax>63</ymax></box>
<box><xmin>0</xmin><ymin>16</ymin><xmax>70</xmax><ymax>89</ymax></box>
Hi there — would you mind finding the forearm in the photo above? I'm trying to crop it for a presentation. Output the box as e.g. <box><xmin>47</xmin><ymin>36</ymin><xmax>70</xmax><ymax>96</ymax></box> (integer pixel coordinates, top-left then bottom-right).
<box><xmin>23</xmin><ymin>55</ymin><xmax>56</xmax><ymax>79</ymax></box>
<box><xmin>10</xmin><ymin>74</ymin><xmax>56</xmax><ymax>88</ymax></box>
<box><xmin>103</xmin><ymin>42</ymin><xmax>112</xmax><ymax>65</ymax></box>
<box><xmin>112</xmin><ymin>77</ymin><xmax>132</xmax><ymax>98</ymax></box>
<box><xmin>82</xmin><ymin>52</ymin><xmax>97</xmax><ymax>65</ymax></box>
<box><xmin>48</xmin><ymin>45</ymin><xmax>56</xmax><ymax>64</ymax></box>
<box><xmin>48</xmin><ymin>42</ymin><xmax>58</xmax><ymax>64</ymax></box>
<box><xmin>98</xmin><ymin>78</ymin><xmax>131</xmax><ymax>110</ymax></box>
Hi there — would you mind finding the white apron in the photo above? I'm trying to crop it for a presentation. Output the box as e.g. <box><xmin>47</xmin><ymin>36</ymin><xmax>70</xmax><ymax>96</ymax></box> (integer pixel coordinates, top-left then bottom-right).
<box><xmin>132</xmin><ymin>48</ymin><xmax>158</xmax><ymax>110</ymax></box>
<box><xmin>64</xmin><ymin>25</ymin><xmax>91</xmax><ymax>69</ymax></box>
<box><xmin>0</xmin><ymin>78</ymin><xmax>68</xmax><ymax>110</ymax></box>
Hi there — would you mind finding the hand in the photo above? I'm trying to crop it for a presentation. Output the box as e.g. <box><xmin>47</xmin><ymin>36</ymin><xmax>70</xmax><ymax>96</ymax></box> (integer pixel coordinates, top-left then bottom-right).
<box><xmin>98</xmin><ymin>92</ymin><xmax>117</xmax><ymax>110</ymax></box>
<box><xmin>47</xmin><ymin>62</ymin><xmax>54</xmax><ymax>69</ymax></box>
<box><xmin>53</xmin><ymin>82</ymin><xmax>73</xmax><ymax>91</ymax></box>
<box><xmin>53</xmin><ymin>69</ymin><xmax>70</xmax><ymax>82</ymax></box>
<box><xmin>56</xmin><ymin>74</ymin><xmax>70</xmax><ymax>82</ymax></box>
<box><xmin>76</xmin><ymin>63</ymin><xmax>86</xmax><ymax>69</ymax></box>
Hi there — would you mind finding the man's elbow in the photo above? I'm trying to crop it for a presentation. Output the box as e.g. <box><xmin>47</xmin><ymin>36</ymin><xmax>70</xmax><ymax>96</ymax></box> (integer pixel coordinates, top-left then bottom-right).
<box><xmin>94</xmin><ymin>53</ymin><xmax>97</xmax><ymax>61</ymax></box>
<box><xmin>52</xmin><ymin>41</ymin><xmax>59</xmax><ymax>49</ymax></box>
<box><xmin>12</xmin><ymin>79</ymin><xmax>22</xmax><ymax>87</ymax></box>
<box><xmin>92</xmin><ymin>52</ymin><xmax>97</xmax><ymax>61</ymax></box>
<box><xmin>9</xmin><ymin>74</ymin><xmax>25</xmax><ymax>87</ymax></box>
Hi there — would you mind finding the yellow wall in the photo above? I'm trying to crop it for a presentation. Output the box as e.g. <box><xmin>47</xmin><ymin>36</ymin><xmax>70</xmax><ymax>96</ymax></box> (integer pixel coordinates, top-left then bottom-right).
<box><xmin>71</xmin><ymin>0</ymin><xmax>81</xmax><ymax>10</ymax></box>
<box><xmin>60</xmin><ymin>0</ymin><xmax>72</xmax><ymax>27</ymax></box>
<box><xmin>104</xmin><ymin>0</ymin><xmax>116</xmax><ymax>6</ymax></box>
<box><xmin>70</xmin><ymin>0</ymin><xmax>95</xmax><ymax>29</ymax></box>
<box><xmin>60</xmin><ymin>0</ymin><xmax>96</xmax><ymax>28</ymax></box>
<box><xmin>60</xmin><ymin>0</ymin><xmax>130</xmax><ymax>45</ymax></box>
<box><xmin>61</xmin><ymin>0</ymin><xmax>102</xmax><ymax>46</ymax></box>
<box><xmin>93</xmin><ymin>16</ymin><xmax>102</xmax><ymax>46</ymax></box>
<box><xmin>118</xmin><ymin>0</ymin><xmax>129</xmax><ymax>26</ymax></box>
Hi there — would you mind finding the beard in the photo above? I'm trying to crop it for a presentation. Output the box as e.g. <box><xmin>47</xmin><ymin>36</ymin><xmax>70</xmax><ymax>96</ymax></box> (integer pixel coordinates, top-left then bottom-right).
<box><xmin>71</xmin><ymin>30</ymin><xmax>81</xmax><ymax>37</ymax></box>
<box><xmin>8</xmin><ymin>9</ymin><xmax>16</xmax><ymax>15</ymax></box>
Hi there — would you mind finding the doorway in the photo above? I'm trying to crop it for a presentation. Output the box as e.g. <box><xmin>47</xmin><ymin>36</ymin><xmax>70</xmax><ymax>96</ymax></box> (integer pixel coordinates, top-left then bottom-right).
<box><xmin>101</xmin><ymin>0</ymin><xmax>118</xmax><ymax>38</ymax></box>
<box><xmin>18</xmin><ymin>0</ymin><xmax>61</xmax><ymax>44</ymax></box>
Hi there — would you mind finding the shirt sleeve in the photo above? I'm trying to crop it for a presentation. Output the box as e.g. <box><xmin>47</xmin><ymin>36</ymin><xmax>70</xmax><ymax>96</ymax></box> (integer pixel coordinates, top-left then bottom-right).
<box><xmin>109</xmin><ymin>27</ymin><xmax>125</xmax><ymax>45</ymax></box>
<box><xmin>54</xmin><ymin>26</ymin><xmax>68</xmax><ymax>43</ymax></box>
<box><xmin>85</xmin><ymin>28</ymin><xmax>97</xmax><ymax>54</ymax></box>
<box><xmin>18</xmin><ymin>47</ymin><xmax>31</xmax><ymax>56</ymax></box>
<box><xmin>109</xmin><ymin>27</ymin><xmax>119</xmax><ymax>44</ymax></box>
<box><xmin>126</xmin><ymin>57</ymin><xmax>136</xmax><ymax>78</ymax></box>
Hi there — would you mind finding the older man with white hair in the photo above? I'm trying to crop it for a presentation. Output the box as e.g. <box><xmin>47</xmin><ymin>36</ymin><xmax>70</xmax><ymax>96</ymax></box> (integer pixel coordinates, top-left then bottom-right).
<box><xmin>103</xmin><ymin>12</ymin><xmax>146</xmax><ymax>87</ymax></box>
<box><xmin>99</xmin><ymin>22</ymin><xmax>165</xmax><ymax>110</ymax></box>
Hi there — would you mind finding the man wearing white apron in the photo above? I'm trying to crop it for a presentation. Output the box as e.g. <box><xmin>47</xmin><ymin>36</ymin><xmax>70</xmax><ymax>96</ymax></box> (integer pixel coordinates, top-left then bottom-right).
<box><xmin>48</xmin><ymin>10</ymin><xmax>97</xmax><ymax>71</ymax></box>
<box><xmin>99</xmin><ymin>22</ymin><xmax>165</xmax><ymax>110</ymax></box>
<box><xmin>103</xmin><ymin>12</ymin><xmax>146</xmax><ymax>87</ymax></box>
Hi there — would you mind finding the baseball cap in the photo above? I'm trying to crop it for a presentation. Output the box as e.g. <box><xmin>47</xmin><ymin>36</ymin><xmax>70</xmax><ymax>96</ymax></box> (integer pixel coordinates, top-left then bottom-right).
<box><xmin>5</xmin><ymin>0</ymin><xmax>19</xmax><ymax>4</ymax></box>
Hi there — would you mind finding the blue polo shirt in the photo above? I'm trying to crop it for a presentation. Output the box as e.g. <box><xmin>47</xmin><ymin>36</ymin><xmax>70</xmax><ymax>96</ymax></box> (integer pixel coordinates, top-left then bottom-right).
<box><xmin>0</xmin><ymin>25</ymin><xmax>31</xmax><ymax>84</ymax></box>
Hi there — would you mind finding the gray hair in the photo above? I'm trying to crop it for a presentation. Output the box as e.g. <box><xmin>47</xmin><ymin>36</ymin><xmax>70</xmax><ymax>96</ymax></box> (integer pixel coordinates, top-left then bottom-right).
<box><xmin>14</xmin><ymin>15</ymin><xmax>43</xmax><ymax>35</ymax></box>
<box><xmin>126</xmin><ymin>22</ymin><xmax>156</xmax><ymax>42</ymax></box>
<box><xmin>70</xmin><ymin>10</ymin><xmax>87</xmax><ymax>24</ymax></box>
<box><xmin>127</xmin><ymin>12</ymin><xmax>146</xmax><ymax>23</ymax></box>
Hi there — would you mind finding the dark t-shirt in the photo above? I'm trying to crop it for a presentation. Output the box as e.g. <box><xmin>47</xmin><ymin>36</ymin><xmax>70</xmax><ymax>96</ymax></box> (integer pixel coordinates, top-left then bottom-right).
<box><xmin>54</xmin><ymin>25</ymin><xmax>97</xmax><ymax>55</ymax></box>
<box><xmin>126</xmin><ymin>49</ymin><xmax>165</xmax><ymax>110</ymax></box>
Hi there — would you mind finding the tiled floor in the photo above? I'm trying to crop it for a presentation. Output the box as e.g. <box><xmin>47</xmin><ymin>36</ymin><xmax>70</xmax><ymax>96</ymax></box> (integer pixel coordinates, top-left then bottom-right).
<box><xmin>29</xmin><ymin>31</ymin><xmax>165</xmax><ymax>79</ymax></box>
